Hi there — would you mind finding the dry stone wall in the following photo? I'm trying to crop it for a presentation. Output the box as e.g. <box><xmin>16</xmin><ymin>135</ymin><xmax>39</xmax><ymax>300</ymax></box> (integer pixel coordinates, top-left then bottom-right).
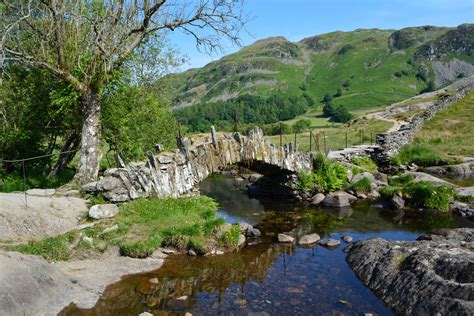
<box><xmin>82</xmin><ymin>128</ymin><xmax>312</xmax><ymax>202</ymax></box>
<box><xmin>373</xmin><ymin>85</ymin><xmax>473</xmax><ymax>166</ymax></box>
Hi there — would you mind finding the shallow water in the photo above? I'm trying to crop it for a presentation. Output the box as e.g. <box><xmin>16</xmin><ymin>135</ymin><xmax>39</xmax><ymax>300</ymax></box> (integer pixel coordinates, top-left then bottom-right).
<box><xmin>63</xmin><ymin>177</ymin><xmax>473</xmax><ymax>316</ymax></box>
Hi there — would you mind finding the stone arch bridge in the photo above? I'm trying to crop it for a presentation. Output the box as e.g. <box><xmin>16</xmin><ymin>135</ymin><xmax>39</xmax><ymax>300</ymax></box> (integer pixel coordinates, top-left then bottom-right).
<box><xmin>83</xmin><ymin>128</ymin><xmax>312</xmax><ymax>202</ymax></box>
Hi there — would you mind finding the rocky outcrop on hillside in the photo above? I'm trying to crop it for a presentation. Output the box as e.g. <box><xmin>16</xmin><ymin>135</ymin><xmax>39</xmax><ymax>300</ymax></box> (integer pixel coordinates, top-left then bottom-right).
<box><xmin>415</xmin><ymin>24</ymin><xmax>474</xmax><ymax>61</ymax></box>
<box><xmin>389</xmin><ymin>25</ymin><xmax>449</xmax><ymax>50</ymax></box>
<box><xmin>346</xmin><ymin>228</ymin><xmax>474</xmax><ymax>315</ymax></box>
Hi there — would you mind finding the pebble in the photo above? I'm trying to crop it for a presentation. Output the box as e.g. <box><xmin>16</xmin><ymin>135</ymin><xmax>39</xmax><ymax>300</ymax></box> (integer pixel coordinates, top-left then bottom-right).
<box><xmin>188</xmin><ymin>249</ymin><xmax>197</xmax><ymax>256</ymax></box>
<box><xmin>342</xmin><ymin>236</ymin><xmax>353</xmax><ymax>243</ymax></box>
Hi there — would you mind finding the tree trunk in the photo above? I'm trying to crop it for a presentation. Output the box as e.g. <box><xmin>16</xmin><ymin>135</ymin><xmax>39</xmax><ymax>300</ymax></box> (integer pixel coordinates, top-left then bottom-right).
<box><xmin>47</xmin><ymin>131</ymin><xmax>80</xmax><ymax>180</ymax></box>
<box><xmin>74</xmin><ymin>88</ymin><xmax>102</xmax><ymax>184</ymax></box>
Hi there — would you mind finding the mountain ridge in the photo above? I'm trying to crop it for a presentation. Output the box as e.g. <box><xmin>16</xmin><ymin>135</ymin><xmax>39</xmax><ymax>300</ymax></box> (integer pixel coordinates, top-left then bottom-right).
<box><xmin>169</xmin><ymin>24</ymin><xmax>474</xmax><ymax>111</ymax></box>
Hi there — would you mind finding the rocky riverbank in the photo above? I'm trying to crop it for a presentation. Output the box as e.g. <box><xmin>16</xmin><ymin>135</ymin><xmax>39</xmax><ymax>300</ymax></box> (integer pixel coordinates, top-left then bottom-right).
<box><xmin>346</xmin><ymin>228</ymin><xmax>474</xmax><ymax>315</ymax></box>
<box><xmin>0</xmin><ymin>247</ymin><xmax>165</xmax><ymax>315</ymax></box>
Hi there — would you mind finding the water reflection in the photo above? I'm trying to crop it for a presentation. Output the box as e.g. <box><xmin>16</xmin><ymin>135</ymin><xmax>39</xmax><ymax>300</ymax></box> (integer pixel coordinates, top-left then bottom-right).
<box><xmin>62</xmin><ymin>177</ymin><xmax>473</xmax><ymax>316</ymax></box>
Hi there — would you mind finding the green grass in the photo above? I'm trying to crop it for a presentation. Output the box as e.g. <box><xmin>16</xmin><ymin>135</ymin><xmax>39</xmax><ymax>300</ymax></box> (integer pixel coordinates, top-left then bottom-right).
<box><xmin>380</xmin><ymin>174</ymin><xmax>454</xmax><ymax>211</ymax></box>
<box><xmin>9</xmin><ymin>196</ymin><xmax>227</xmax><ymax>261</ymax></box>
<box><xmin>351</xmin><ymin>157</ymin><xmax>378</xmax><ymax>173</ymax></box>
<box><xmin>350</xmin><ymin>177</ymin><xmax>372</xmax><ymax>194</ymax></box>
<box><xmin>414</xmin><ymin>91</ymin><xmax>474</xmax><ymax>158</ymax></box>
<box><xmin>268</xmin><ymin>118</ymin><xmax>392</xmax><ymax>152</ymax></box>
<box><xmin>219</xmin><ymin>224</ymin><xmax>241</xmax><ymax>249</ymax></box>
<box><xmin>391</xmin><ymin>143</ymin><xmax>443</xmax><ymax>167</ymax></box>
<box><xmin>9</xmin><ymin>233</ymin><xmax>76</xmax><ymax>262</ymax></box>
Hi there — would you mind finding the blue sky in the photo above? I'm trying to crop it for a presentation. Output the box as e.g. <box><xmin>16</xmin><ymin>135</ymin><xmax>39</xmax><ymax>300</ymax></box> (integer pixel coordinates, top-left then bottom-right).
<box><xmin>169</xmin><ymin>0</ymin><xmax>474</xmax><ymax>70</ymax></box>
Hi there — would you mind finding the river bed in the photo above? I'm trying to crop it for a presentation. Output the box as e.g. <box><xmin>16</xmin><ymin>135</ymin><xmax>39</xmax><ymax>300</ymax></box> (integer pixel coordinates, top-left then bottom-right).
<box><xmin>63</xmin><ymin>176</ymin><xmax>473</xmax><ymax>316</ymax></box>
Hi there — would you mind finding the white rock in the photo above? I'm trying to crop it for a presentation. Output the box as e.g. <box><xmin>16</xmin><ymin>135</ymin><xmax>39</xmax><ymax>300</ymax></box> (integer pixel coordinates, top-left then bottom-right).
<box><xmin>278</xmin><ymin>233</ymin><xmax>294</xmax><ymax>243</ymax></box>
<box><xmin>88</xmin><ymin>204</ymin><xmax>119</xmax><ymax>220</ymax></box>
<box><xmin>299</xmin><ymin>233</ymin><xmax>321</xmax><ymax>245</ymax></box>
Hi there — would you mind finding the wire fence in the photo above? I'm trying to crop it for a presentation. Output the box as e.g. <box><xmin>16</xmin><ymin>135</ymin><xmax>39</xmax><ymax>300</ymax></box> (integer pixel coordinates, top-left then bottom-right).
<box><xmin>0</xmin><ymin>149</ymin><xmax>80</xmax><ymax>208</ymax></box>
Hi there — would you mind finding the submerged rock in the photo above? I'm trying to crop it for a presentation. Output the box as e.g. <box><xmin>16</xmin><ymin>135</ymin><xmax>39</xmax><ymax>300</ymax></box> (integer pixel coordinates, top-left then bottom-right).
<box><xmin>346</xmin><ymin>228</ymin><xmax>474</xmax><ymax>315</ymax></box>
<box><xmin>88</xmin><ymin>204</ymin><xmax>119</xmax><ymax>219</ymax></box>
<box><xmin>342</xmin><ymin>236</ymin><xmax>353</xmax><ymax>243</ymax></box>
<box><xmin>319</xmin><ymin>239</ymin><xmax>341</xmax><ymax>247</ymax></box>
<box><xmin>278</xmin><ymin>233</ymin><xmax>294</xmax><ymax>243</ymax></box>
<box><xmin>298</xmin><ymin>233</ymin><xmax>321</xmax><ymax>245</ymax></box>
<box><xmin>322</xmin><ymin>191</ymin><xmax>350</xmax><ymax>208</ymax></box>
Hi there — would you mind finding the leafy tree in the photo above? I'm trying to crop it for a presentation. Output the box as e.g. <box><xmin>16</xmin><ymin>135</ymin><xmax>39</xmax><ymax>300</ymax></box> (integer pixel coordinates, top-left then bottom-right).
<box><xmin>1</xmin><ymin>0</ymin><xmax>247</xmax><ymax>184</ymax></box>
<box><xmin>334</xmin><ymin>88</ymin><xmax>343</xmax><ymax>97</ymax></box>
<box><xmin>102</xmin><ymin>86</ymin><xmax>177</xmax><ymax>161</ymax></box>
<box><xmin>342</xmin><ymin>79</ymin><xmax>351</xmax><ymax>88</ymax></box>
<box><xmin>0</xmin><ymin>65</ymin><xmax>81</xmax><ymax>174</ymax></box>
<box><xmin>322</xmin><ymin>93</ymin><xmax>333</xmax><ymax>105</ymax></box>
<box><xmin>323</xmin><ymin>103</ymin><xmax>336</xmax><ymax>117</ymax></box>
<box><xmin>292</xmin><ymin>119</ymin><xmax>311</xmax><ymax>133</ymax></box>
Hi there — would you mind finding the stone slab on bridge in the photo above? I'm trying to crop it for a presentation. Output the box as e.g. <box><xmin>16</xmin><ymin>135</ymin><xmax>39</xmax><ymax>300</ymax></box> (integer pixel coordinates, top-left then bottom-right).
<box><xmin>82</xmin><ymin>128</ymin><xmax>312</xmax><ymax>202</ymax></box>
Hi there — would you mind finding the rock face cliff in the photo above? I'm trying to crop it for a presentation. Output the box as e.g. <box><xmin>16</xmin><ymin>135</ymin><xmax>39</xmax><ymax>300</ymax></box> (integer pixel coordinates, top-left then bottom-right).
<box><xmin>83</xmin><ymin>128</ymin><xmax>312</xmax><ymax>202</ymax></box>
<box><xmin>346</xmin><ymin>228</ymin><xmax>474</xmax><ymax>316</ymax></box>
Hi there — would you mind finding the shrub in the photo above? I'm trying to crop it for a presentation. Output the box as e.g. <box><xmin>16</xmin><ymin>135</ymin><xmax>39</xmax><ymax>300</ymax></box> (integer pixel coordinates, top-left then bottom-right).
<box><xmin>392</xmin><ymin>144</ymin><xmax>441</xmax><ymax>167</ymax></box>
<box><xmin>379</xmin><ymin>185</ymin><xmax>403</xmax><ymax>199</ymax></box>
<box><xmin>350</xmin><ymin>177</ymin><xmax>372</xmax><ymax>193</ymax></box>
<box><xmin>297</xmin><ymin>154</ymin><xmax>348</xmax><ymax>193</ymax></box>
<box><xmin>389</xmin><ymin>173</ymin><xmax>414</xmax><ymax>186</ymax></box>
<box><xmin>405</xmin><ymin>181</ymin><xmax>453</xmax><ymax>211</ymax></box>
<box><xmin>351</xmin><ymin>157</ymin><xmax>378</xmax><ymax>173</ymax></box>
<box><xmin>219</xmin><ymin>224</ymin><xmax>241</xmax><ymax>249</ymax></box>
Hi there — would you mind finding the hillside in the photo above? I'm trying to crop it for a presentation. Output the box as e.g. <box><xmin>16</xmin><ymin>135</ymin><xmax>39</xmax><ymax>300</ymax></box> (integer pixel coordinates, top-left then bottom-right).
<box><xmin>170</xmin><ymin>24</ymin><xmax>473</xmax><ymax>113</ymax></box>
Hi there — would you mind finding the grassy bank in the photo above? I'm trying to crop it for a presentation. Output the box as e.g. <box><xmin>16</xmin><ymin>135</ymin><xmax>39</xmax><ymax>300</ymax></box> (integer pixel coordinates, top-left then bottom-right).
<box><xmin>8</xmin><ymin>196</ymin><xmax>235</xmax><ymax>261</ymax></box>
<box><xmin>413</xmin><ymin>91</ymin><xmax>474</xmax><ymax>158</ymax></box>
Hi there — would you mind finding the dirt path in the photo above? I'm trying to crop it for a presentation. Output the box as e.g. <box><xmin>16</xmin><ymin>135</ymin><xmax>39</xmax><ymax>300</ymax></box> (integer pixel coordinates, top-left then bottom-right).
<box><xmin>0</xmin><ymin>192</ymin><xmax>88</xmax><ymax>242</ymax></box>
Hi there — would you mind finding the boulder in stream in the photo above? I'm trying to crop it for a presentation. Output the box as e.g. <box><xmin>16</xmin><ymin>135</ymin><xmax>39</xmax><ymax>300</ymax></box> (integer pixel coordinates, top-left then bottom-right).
<box><xmin>346</xmin><ymin>228</ymin><xmax>474</xmax><ymax>315</ymax></box>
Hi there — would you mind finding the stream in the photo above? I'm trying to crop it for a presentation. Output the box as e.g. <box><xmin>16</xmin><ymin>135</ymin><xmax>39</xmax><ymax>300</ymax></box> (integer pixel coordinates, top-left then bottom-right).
<box><xmin>64</xmin><ymin>176</ymin><xmax>474</xmax><ymax>316</ymax></box>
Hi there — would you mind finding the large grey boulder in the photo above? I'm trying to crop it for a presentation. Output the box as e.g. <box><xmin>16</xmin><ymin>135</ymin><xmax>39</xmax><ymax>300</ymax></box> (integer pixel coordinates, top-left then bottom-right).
<box><xmin>299</xmin><ymin>233</ymin><xmax>320</xmax><ymax>245</ymax></box>
<box><xmin>406</xmin><ymin>172</ymin><xmax>458</xmax><ymax>188</ymax></box>
<box><xmin>322</xmin><ymin>191</ymin><xmax>350</xmax><ymax>208</ymax></box>
<box><xmin>346</xmin><ymin>228</ymin><xmax>474</xmax><ymax>315</ymax></box>
<box><xmin>88</xmin><ymin>204</ymin><xmax>119</xmax><ymax>219</ymax></box>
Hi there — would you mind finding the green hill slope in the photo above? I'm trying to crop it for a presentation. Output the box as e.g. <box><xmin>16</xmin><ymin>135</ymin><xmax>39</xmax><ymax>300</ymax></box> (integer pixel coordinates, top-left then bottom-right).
<box><xmin>170</xmin><ymin>24</ymin><xmax>474</xmax><ymax>131</ymax></box>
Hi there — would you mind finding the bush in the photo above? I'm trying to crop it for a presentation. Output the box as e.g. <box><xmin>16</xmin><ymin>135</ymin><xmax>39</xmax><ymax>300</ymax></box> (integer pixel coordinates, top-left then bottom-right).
<box><xmin>350</xmin><ymin>177</ymin><xmax>372</xmax><ymax>194</ymax></box>
<box><xmin>379</xmin><ymin>185</ymin><xmax>403</xmax><ymax>198</ymax></box>
<box><xmin>405</xmin><ymin>181</ymin><xmax>453</xmax><ymax>211</ymax></box>
<box><xmin>292</xmin><ymin>119</ymin><xmax>311</xmax><ymax>133</ymax></box>
<box><xmin>219</xmin><ymin>224</ymin><xmax>241</xmax><ymax>249</ymax></box>
<box><xmin>392</xmin><ymin>144</ymin><xmax>441</xmax><ymax>167</ymax></box>
<box><xmin>351</xmin><ymin>157</ymin><xmax>378</xmax><ymax>173</ymax></box>
<box><xmin>297</xmin><ymin>154</ymin><xmax>348</xmax><ymax>193</ymax></box>
<box><xmin>389</xmin><ymin>173</ymin><xmax>414</xmax><ymax>186</ymax></box>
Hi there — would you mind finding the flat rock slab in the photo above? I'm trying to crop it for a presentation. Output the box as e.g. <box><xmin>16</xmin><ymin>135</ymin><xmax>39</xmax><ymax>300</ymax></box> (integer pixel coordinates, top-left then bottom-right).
<box><xmin>26</xmin><ymin>188</ymin><xmax>56</xmax><ymax>196</ymax></box>
<box><xmin>0</xmin><ymin>250</ymin><xmax>164</xmax><ymax>315</ymax></box>
<box><xmin>346</xmin><ymin>228</ymin><xmax>474</xmax><ymax>315</ymax></box>
<box><xmin>278</xmin><ymin>233</ymin><xmax>294</xmax><ymax>243</ymax></box>
<box><xmin>0</xmin><ymin>192</ymin><xmax>88</xmax><ymax>242</ymax></box>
